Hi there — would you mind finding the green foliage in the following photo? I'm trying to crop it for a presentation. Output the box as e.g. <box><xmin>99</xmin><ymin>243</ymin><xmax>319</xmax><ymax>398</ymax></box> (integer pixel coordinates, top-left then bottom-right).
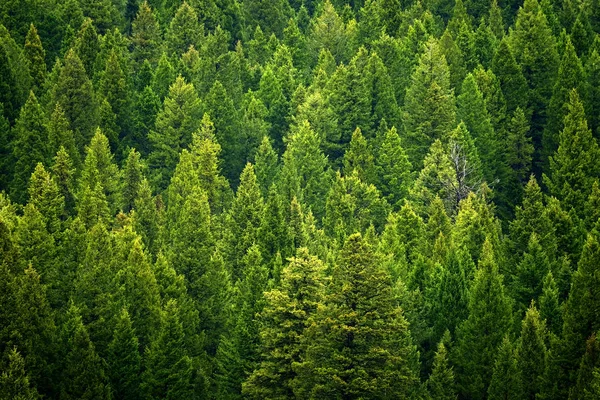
<box><xmin>294</xmin><ymin>234</ymin><xmax>420</xmax><ymax>398</ymax></box>
<box><xmin>454</xmin><ymin>238</ymin><xmax>512</xmax><ymax>400</ymax></box>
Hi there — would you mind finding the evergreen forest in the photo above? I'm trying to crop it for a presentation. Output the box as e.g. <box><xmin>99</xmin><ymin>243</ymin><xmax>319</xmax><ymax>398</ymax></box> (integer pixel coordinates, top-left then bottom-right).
<box><xmin>2</xmin><ymin>0</ymin><xmax>600</xmax><ymax>398</ymax></box>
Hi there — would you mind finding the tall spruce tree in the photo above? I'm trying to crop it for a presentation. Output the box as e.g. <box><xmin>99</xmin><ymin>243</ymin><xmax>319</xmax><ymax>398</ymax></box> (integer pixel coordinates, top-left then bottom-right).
<box><xmin>454</xmin><ymin>238</ymin><xmax>512</xmax><ymax>400</ymax></box>
<box><xmin>294</xmin><ymin>233</ymin><xmax>420</xmax><ymax>399</ymax></box>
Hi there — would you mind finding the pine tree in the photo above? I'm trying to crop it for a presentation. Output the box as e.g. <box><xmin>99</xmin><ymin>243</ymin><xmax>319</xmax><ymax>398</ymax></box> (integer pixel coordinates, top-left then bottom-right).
<box><xmin>166</xmin><ymin>2</ymin><xmax>203</xmax><ymax>56</ymax></box>
<box><xmin>24</xmin><ymin>24</ymin><xmax>45</xmax><ymax>92</ymax></box>
<box><xmin>542</xmin><ymin>37</ymin><xmax>585</xmax><ymax>167</ymax></box>
<box><xmin>402</xmin><ymin>38</ymin><xmax>456</xmax><ymax>168</ymax></box>
<box><xmin>505</xmin><ymin>107</ymin><xmax>534</xmax><ymax>204</ymax></box>
<box><xmin>205</xmin><ymin>80</ymin><xmax>242</xmax><ymax>183</ymax></box>
<box><xmin>131</xmin><ymin>85</ymin><xmax>160</xmax><ymax>156</ymax></box>
<box><xmin>141</xmin><ymin>300</ymin><xmax>196</xmax><ymax>399</ymax></box>
<box><xmin>323</xmin><ymin>170</ymin><xmax>390</xmax><ymax>244</ymax></box>
<box><xmin>151</xmin><ymin>53</ymin><xmax>176</xmax><ymax>101</ymax></box>
<box><xmin>516</xmin><ymin>303</ymin><xmax>548</xmax><ymax>400</ymax></box>
<box><xmin>131</xmin><ymin>1</ymin><xmax>161</xmax><ymax>66</ymax></box>
<box><xmin>491</xmin><ymin>37</ymin><xmax>528</xmax><ymax>115</ymax></box>
<box><xmin>544</xmin><ymin>89</ymin><xmax>600</xmax><ymax>219</ymax></box>
<box><xmin>51</xmin><ymin>147</ymin><xmax>76</xmax><ymax>214</ymax></box>
<box><xmin>258</xmin><ymin>65</ymin><xmax>290</xmax><ymax>153</ymax></box>
<box><xmin>539</xmin><ymin>271</ymin><xmax>562</xmax><ymax>336</ymax></box>
<box><xmin>0</xmin><ymin>347</ymin><xmax>41</xmax><ymax>400</ymax></box>
<box><xmin>294</xmin><ymin>234</ymin><xmax>420</xmax><ymax>398</ymax></box>
<box><xmin>51</xmin><ymin>48</ymin><xmax>97</xmax><ymax>155</ymax></box>
<box><xmin>457</xmin><ymin>73</ymin><xmax>498</xmax><ymax>182</ymax></box>
<box><xmin>10</xmin><ymin>91</ymin><xmax>47</xmax><ymax>204</ymax></box>
<box><xmin>121</xmin><ymin>148</ymin><xmax>143</xmax><ymax>213</ymax></box>
<box><xmin>60</xmin><ymin>303</ymin><xmax>111</xmax><ymax>400</ymax></box>
<box><xmin>79</xmin><ymin>128</ymin><xmax>121</xmax><ymax>214</ymax></box>
<box><xmin>454</xmin><ymin>239</ymin><xmax>512</xmax><ymax>400</ymax></box>
<box><xmin>427</xmin><ymin>341</ymin><xmax>456</xmax><ymax>400</ymax></box>
<box><xmin>107</xmin><ymin>308</ymin><xmax>141</xmax><ymax>400</ymax></box>
<box><xmin>222</xmin><ymin>163</ymin><xmax>264</xmax><ymax>281</ymax></box>
<box><xmin>280</xmin><ymin>120</ymin><xmax>331</xmax><ymax>221</ymax></box>
<box><xmin>99</xmin><ymin>49</ymin><xmax>130</xmax><ymax>151</ymax></box>
<box><xmin>375</xmin><ymin>126</ymin><xmax>412</xmax><ymax>209</ymax></box>
<box><xmin>253</xmin><ymin>136</ymin><xmax>279</xmax><ymax>198</ymax></box>
<box><xmin>28</xmin><ymin>163</ymin><xmax>64</xmax><ymax>235</ymax></box>
<box><xmin>47</xmin><ymin>102</ymin><xmax>79</xmax><ymax>169</ymax></box>
<box><xmin>571</xmin><ymin>334</ymin><xmax>600</xmax><ymax>400</ymax></box>
<box><xmin>585</xmin><ymin>49</ymin><xmax>600</xmax><ymax>138</ymax></box>
<box><xmin>410</xmin><ymin>139</ymin><xmax>457</xmax><ymax>215</ymax></box>
<box><xmin>509</xmin><ymin>0</ymin><xmax>559</xmax><ymax>164</ymax></box>
<box><xmin>488</xmin><ymin>337</ymin><xmax>522</xmax><ymax>400</ymax></box>
<box><xmin>342</xmin><ymin>127</ymin><xmax>376</xmax><ymax>185</ymax></box>
<box><xmin>243</xmin><ymin>248</ymin><xmax>326</xmax><ymax>399</ymax></box>
<box><xmin>73</xmin><ymin>18</ymin><xmax>99</xmax><ymax>78</ymax></box>
<box><xmin>559</xmin><ymin>230</ymin><xmax>600</xmax><ymax>392</ymax></box>
<box><xmin>148</xmin><ymin>76</ymin><xmax>202</xmax><ymax>191</ymax></box>
<box><xmin>243</xmin><ymin>0</ymin><xmax>291</xmax><ymax>38</ymax></box>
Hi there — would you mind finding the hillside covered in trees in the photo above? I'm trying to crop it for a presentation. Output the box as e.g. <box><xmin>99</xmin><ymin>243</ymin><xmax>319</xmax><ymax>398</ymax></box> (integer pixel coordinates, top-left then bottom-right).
<box><xmin>1</xmin><ymin>0</ymin><xmax>600</xmax><ymax>398</ymax></box>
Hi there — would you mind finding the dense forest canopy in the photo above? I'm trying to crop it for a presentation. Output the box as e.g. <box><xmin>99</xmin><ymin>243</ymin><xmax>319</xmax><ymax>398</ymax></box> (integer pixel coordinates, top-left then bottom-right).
<box><xmin>1</xmin><ymin>0</ymin><xmax>600</xmax><ymax>398</ymax></box>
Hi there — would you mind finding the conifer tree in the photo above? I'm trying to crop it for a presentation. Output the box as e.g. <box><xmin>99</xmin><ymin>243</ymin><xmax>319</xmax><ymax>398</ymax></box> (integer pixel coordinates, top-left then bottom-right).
<box><xmin>342</xmin><ymin>127</ymin><xmax>376</xmax><ymax>185</ymax></box>
<box><xmin>505</xmin><ymin>107</ymin><xmax>534</xmax><ymax>203</ymax></box>
<box><xmin>11</xmin><ymin>91</ymin><xmax>47</xmax><ymax>204</ymax></box>
<box><xmin>131</xmin><ymin>1</ymin><xmax>161</xmax><ymax>66</ymax></box>
<box><xmin>28</xmin><ymin>163</ymin><xmax>64</xmax><ymax>235</ymax></box>
<box><xmin>121</xmin><ymin>148</ymin><xmax>143</xmax><ymax>213</ymax></box>
<box><xmin>166</xmin><ymin>2</ymin><xmax>203</xmax><ymax>56</ymax></box>
<box><xmin>585</xmin><ymin>49</ymin><xmax>600</xmax><ymax>137</ymax></box>
<box><xmin>457</xmin><ymin>73</ymin><xmax>498</xmax><ymax>182</ymax></box>
<box><xmin>243</xmin><ymin>248</ymin><xmax>326</xmax><ymax>399</ymax></box>
<box><xmin>51</xmin><ymin>147</ymin><xmax>76</xmax><ymax>214</ymax></box>
<box><xmin>51</xmin><ymin>48</ymin><xmax>97</xmax><ymax>154</ymax></box>
<box><xmin>427</xmin><ymin>341</ymin><xmax>456</xmax><ymax>400</ymax></box>
<box><xmin>323</xmin><ymin>170</ymin><xmax>390</xmax><ymax>244</ymax></box>
<box><xmin>402</xmin><ymin>38</ymin><xmax>456</xmax><ymax>168</ymax></box>
<box><xmin>0</xmin><ymin>347</ymin><xmax>41</xmax><ymax>400</ymax></box>
<box><xmin>148</xmin><ymin>76</ymin><xmax>202</xmax><ymax>191</ymax></box>
<box><xmin>73</xmin><ymin>18</ymin><xmax>99</xmax><ymax>78</ymax></box>
<box><xmin>512</xmin><ymin>233</ymin><xmax>552</xmax><ymax>316</ymax></box>
<box><xmin>253</xmin><ymin>136</ymin><xmax>279</xmax><ymax>198</ymax></box>
<box><xmin>488</xmin><ymin>337</ymin><xmax>522</xmax><ymax>400</ymax></box>
<box><xmin>509</xmin><ymin>0</ymin><xmax>559</xmax><ymax>158</ymax></box>
<box><xmin>24</xmin><ymin>24</ymin><xmax>45</xmax><ymax>93</ymax></box>
<box><xmin>141</xmin><ymin>300</ymin><xmax>196</xmax><ymax>399</ymax></box>
<box><xmin>47</xmin><ymin>103</ymin><xmax>79</xmax><ymax>169</ymax></box>
<box><xmin>539</xmin><ymin>271</ymin><xmax>562</xmax><ymax>336</ymax></box>
<box><xmin>151</xmin><ymin>53</ymin><xmax>176</xmax><ymax>101</ymax></box>
<box><xmin>60</xmin><ymin>303</ymin><xmax>111</xmax><ymax>400</ymax></box>
<box><xmin>454</xmin><ymin>239</ymin><xmax>512</xmax><ymax>400</ymax></box>
<box><xmin>107</xmin><ymin>308</ymin><xmax>141</xmax><ymax>400</ymax></box>
<box><xmin>79</xmin><ymin>128</ymin><xmax>121</xmax><ymax>214</ymax></box>
<box><xmin>516</xmin><ymin>303</ymin><xmax>548</xmax><ymax>400</ymax></box>
<box><xmin>375</xmin><ymin>125</ymin><xmax>412</xmax><ymax>209</ymax></box>
<box><xmin>205</xmin><ymin>80</ymin><xmax>242</xmax><ymax>183</ymax></box>
<box><xmin>491</xmin><ymin>37</ymin><xmax>528</xmax><ymax>115</ymax></box>
<box><xmin>99</xmin><ymin>49</ymin><xmax>129</xmax><ymax>150</ymax></box>
<box><xmin>280</xmin><ymin>120</ymin><xmax>331</xmax><ymax>220</ymax></box>
<box><xmin>410</xmin><ymin>139</ymin><xmax>457</xmax><ymax>215</ymax></box>
<box><xmin>559</xmin><ymin>230</ymin><xmax>600</xmax><ymax>392</ymax></box>
<box><xmin>542</xmin><ymin>37</ymin><xmax>585</xmax><ymax>166</ymax></box>
<box><xmin>222</xmin><ymin>163</ymin><xmax>264</xmax><ymax>281</ymax></box>
<box><xmin>294</xmin><ymin>234</ymin><xmax>419</xmax><ymax>399</ymax></box>
<box><xmin>544</xmin><ymin>90</ymin><xmax>600</xmax><ymax>219</ymax></box>
<box><xmin>131</xmin><ymin>85</ymin><xmax>160</xmax><ymax>155</ymax></box>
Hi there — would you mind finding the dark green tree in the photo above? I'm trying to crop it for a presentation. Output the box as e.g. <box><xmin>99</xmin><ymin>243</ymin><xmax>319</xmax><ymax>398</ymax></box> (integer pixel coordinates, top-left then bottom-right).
<box><xmin>516</xmin><ymin>303</ymin><xmax>548</xmax><ymax>400</ymax></box>
<box><xmin>107</xmin><ymin>308</ymin><xmax>142</xmax><ymax>400</ymax></box>
<box><xmin>544</xmin><ymin>89</ymin><xmax>600</xmax><ymax>219</ymax></box>
<box><xmin>10</xmin><ymin>91</ymin><xmax>47</xmax><ymax>204</ymax></box>
<box><xmin>454</xmin><ymin>238</ymin><xmax>512</xmax><ymax>400</ymax></box>
<box><xmin>488</xmin><ymin>337</ymin><xmax>522</xmax><ymax>400</ymax></box>
<box><xmin>24</xmin><ymin>24</ymin><xmax>46</xmax><ymax>92</ymax></box>
<box><xmin>0</xmin><ymin>347</ymin><xmax>41</xmax><ymax>400</ymax></box>
<box><xmin>148</xmin><ymin>76</ymin><xmax>202</xmax><ymax>191</ymax></box>
<box><xmin>51</xmin><ymin>48</ymin><xmax>97</xmax><ymax>155</ymax></box>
